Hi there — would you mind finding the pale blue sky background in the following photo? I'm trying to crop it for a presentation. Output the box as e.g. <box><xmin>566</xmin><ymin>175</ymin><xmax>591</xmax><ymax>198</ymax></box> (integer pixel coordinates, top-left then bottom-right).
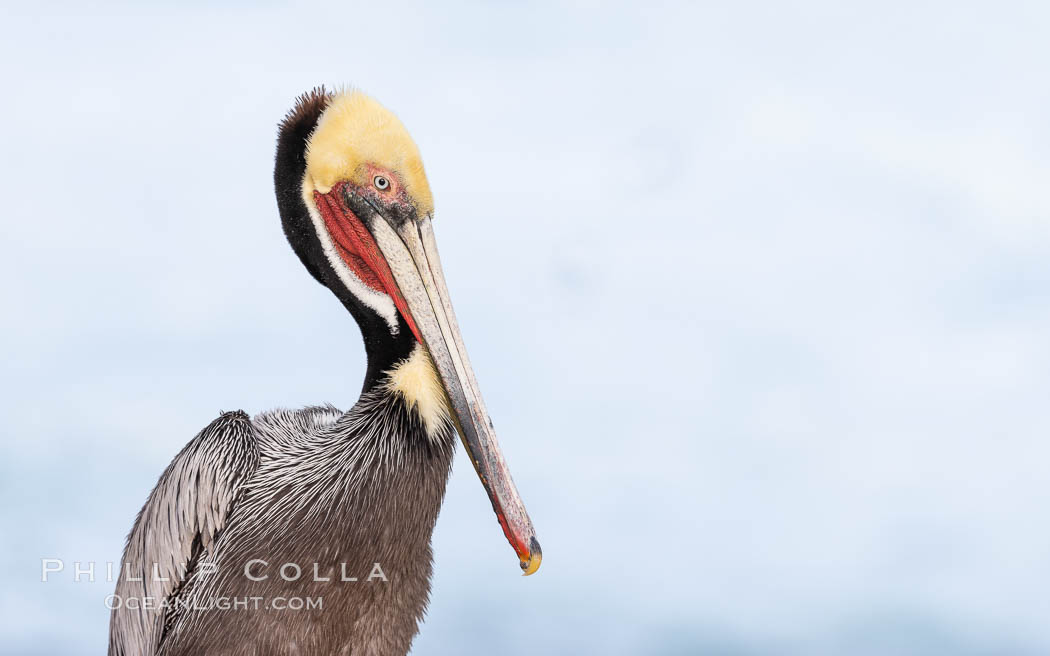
<box><xmin>2</xmin><ymin>1</ymin><xmax>1050</xmax><ymax>654</ymax></box>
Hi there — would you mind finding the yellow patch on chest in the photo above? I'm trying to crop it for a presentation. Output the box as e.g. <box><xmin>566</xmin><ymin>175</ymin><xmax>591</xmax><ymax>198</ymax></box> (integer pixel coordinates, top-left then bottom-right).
<box><xmin>383</xmin><ymin>344</ymin><xmax>451</xmax><ymax>437</ymax></box>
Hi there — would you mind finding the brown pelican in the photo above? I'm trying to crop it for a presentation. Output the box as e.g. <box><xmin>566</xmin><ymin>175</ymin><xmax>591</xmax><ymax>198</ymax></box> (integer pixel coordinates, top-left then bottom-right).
<box><xmin>108</xmin><ymin>88</ymin><xmax>541</xmax><ymax>655</ymax></box>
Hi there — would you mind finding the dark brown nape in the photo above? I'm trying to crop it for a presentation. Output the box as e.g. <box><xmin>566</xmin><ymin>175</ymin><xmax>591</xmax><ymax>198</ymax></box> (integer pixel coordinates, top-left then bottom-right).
<box><xmin>274</xmin><ymin>86</ymin><xmax>334</xmax><ymax>288</ymax></box>
<box><xmin>278</xmin><ymin>86</ymin><xmax>333</xmax><ymax>137</ymax></box>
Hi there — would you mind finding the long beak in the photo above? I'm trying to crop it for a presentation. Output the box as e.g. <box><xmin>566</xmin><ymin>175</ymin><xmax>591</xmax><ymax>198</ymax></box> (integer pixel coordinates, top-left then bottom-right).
<box><xmin>349</xmin><ymin>193</ymin><xmax>542</xmax><ymax>576</ymax></box>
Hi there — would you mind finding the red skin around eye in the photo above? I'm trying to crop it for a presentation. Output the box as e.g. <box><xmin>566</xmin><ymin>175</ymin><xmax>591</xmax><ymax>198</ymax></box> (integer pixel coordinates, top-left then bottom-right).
<box><xmin>313</xmin><ymin>186</ymin><xmax>422</xmax><ymax>343</ymax></box>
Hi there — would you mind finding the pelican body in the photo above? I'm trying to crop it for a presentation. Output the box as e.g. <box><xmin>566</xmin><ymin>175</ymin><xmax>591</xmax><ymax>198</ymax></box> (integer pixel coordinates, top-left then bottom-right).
<box><xmin>108</xmin><ymin>89</ymin><xmax>540</xmax><ymax>656</ymax></box>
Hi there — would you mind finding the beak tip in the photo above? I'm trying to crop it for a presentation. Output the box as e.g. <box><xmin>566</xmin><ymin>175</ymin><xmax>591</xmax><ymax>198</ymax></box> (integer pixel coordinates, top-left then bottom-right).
<box><xmin>520</xmin><ymin>537</ymin><xmax>542</xmax><ymax>576</ymax></box>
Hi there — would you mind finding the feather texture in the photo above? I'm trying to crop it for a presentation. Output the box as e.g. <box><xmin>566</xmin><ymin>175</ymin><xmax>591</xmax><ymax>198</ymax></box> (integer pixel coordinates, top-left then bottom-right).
<box><xmin>109</xmin><ymin>411</ymin><xmax>258</xmax><ymax>655</ymax></box>
<box><xmin>109</xmin><ymin>388</ymin><xmax>455</xmax><ymax>656</ymax></box>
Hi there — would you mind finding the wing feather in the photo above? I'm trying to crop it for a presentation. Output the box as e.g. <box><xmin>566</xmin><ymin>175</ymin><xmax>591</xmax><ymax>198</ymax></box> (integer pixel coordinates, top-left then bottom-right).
<box><xmin>108</xmin><ymin>410</ymin><xmax>258</xmax><ymax>656</ymax></box>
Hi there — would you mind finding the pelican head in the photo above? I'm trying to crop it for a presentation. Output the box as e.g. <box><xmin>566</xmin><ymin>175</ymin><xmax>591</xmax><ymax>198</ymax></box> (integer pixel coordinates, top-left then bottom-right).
<box><xmin>274</xmin><ymin>88</ymin><xmax>541</xmax><ymax>575</ymax></box>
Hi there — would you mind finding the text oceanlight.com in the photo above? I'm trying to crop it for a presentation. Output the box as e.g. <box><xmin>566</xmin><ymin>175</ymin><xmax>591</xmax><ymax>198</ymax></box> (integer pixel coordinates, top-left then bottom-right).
<box><xmin>104</xmin><ymin>595</ymin><xmax>323</xmax><ymax>611</ymax></box>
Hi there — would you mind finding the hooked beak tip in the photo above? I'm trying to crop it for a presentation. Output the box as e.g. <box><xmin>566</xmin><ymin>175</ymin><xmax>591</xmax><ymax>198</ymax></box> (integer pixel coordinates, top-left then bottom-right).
<box><xmin>520</xmin><ymin>537</ymin><xmax>542</xmax><ymax>576</ymax></box>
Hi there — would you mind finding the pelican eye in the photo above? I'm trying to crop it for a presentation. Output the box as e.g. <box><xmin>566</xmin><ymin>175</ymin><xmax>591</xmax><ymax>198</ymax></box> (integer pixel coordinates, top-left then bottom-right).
<box><xmin>373</xmin><ymin>175</ymin><xmax>390</xmax><ymax>191</ymax></box>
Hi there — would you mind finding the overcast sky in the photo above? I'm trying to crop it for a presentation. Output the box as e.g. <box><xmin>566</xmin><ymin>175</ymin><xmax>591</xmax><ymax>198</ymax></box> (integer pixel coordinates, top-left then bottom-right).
<box><xmin>3</xmin><ymin>1</ymin><xmax>1050</xmax><ymax>654</ymax></box>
